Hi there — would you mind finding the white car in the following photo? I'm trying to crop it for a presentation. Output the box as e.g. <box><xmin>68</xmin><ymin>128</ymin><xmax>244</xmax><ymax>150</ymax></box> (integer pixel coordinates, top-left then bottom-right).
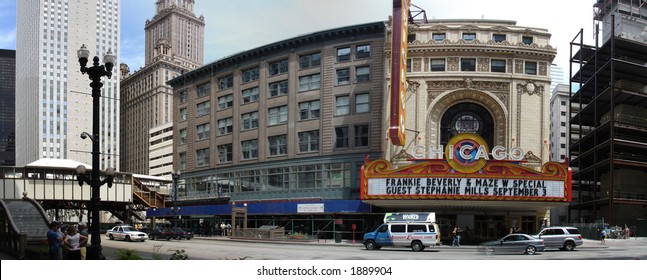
<box><xmin>106</xmin><ymin>225</ymin><xmax>148</xmax><ymax>242</ymax></box>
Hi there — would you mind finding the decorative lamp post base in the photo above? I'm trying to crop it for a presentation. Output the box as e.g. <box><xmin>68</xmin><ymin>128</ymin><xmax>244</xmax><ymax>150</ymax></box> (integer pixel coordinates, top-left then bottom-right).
<box><xmin>86</xmin><ymin>244</ymin><xmax>106</xmax><ymax>260</ymax></box>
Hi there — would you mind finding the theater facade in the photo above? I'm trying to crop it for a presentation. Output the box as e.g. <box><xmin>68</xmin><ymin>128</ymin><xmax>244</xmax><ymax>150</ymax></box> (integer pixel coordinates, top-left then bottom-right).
<box><xmin>154</xmin><ymin>13</ymin><xmax>563</xmax><ymax>242</ymax></box>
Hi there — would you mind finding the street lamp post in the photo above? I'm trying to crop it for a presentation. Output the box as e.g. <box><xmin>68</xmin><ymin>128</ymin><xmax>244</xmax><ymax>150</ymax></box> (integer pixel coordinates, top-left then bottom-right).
<box><xmin>75</xmin><ymin>44</ymin><xmax>115</xmax><ymax>260</ymax></box>
<box><xmin>171</xmin><ymin>170</ymin><xmax>181</xmax><ymax>227</ymax></box>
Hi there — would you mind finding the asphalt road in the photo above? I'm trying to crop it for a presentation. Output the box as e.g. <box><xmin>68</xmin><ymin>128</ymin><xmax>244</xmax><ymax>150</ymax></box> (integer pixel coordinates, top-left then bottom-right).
<box><xmin>100</xmin><ymin>236</ymin><xmax>647</xmax><ymax>260</ymax></box>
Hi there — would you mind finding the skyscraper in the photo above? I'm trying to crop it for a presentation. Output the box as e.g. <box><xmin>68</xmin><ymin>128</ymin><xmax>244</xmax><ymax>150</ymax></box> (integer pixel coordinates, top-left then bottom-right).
<box><xmin>0</xmin><ymin>49</ymin><xmax>16</xmax><ymax>166</ymax></box>
<box><xmin>120</xmin><ymin>0</ymin><xmax>204</xmax><ymax>175</ymax></box>
<box><xmin>16</xmin><ymin>0</ymin><xmax>120</xmax><ymax>170</ymax></box>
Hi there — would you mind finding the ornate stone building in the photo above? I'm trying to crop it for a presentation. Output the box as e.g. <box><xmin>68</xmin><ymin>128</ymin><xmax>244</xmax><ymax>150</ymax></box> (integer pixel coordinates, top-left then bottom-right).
<box><xmin>384</xmin><ymin>19</ymin><xmax>556</xmax><ymax>171</ymax></box>
<box><xmin>120</xmin><ymin>0</ymin><xmax>204</xmax><ymax>175</ymax></box>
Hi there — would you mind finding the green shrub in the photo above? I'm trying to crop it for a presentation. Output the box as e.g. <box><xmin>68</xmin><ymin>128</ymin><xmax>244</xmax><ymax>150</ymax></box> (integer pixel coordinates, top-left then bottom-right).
<box><xmin>115</xmin><ymin>248</ymin><xmax>142</xmax><ymax>260</ymax></box>
<box><xmin>169</xmin><ymin>249</ymin><xmax>188</xmax><ymax>260</ymax></box>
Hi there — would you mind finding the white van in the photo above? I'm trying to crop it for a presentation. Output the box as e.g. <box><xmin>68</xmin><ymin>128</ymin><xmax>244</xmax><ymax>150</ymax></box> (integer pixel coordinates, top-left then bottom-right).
<box><xmin>363</xmin><ymin>213</ymin><xmax>440</xmax><ymax>252</ymax></box>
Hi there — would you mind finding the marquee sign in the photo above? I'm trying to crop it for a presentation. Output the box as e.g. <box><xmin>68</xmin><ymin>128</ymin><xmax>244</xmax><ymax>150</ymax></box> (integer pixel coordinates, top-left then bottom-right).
<box><xmin>361</xmin><ymin>134</ymin><xmax>572</xmax><ymax>202</ymax></box>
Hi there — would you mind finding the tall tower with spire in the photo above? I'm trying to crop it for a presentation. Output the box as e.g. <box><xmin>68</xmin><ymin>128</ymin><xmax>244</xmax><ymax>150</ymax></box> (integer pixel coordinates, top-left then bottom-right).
<box><xmin>120</xmin><ymin>0</ymin><xmax>204</xmax><ymax>176</ymax></box>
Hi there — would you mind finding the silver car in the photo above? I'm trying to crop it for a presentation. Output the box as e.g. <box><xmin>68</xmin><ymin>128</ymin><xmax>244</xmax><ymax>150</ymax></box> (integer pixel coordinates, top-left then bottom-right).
<box><xmin>479</xmin><ymin>233</ymin><xmax>545</xmax><ymax>255</ymax></box>
<box><xmin>532</xmin><ymin>226</ymin><xmax>583</xmax><ymax>251</ymax></box>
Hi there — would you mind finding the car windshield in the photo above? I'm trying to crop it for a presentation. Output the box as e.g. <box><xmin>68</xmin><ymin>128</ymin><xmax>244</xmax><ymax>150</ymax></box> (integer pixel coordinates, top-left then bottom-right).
<box><xmin>122</xmin><ymin>226</ymin><xmax>137</xmax><ymax>231</ymax></box>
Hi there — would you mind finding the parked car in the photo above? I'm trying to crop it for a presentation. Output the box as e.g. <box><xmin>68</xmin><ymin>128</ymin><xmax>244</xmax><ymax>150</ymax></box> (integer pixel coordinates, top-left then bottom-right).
<box><xmin>149</xmin><ymin>227</ymin><xmax>194</xmax><ymax>241</ymax></box>
<box><xmin>532</xmin><ymin>226</ymin><xmax>583</xmax><ymax>251</ymax></box>
<box><xmin>479</xmin><ymin>233</ymin><xmax>545</xmax><ymax>255</ymax></box>
<box><xmin>106</xmin><ymin>225</ymin><xmax>148</xmax><ymax>242</ymax></box>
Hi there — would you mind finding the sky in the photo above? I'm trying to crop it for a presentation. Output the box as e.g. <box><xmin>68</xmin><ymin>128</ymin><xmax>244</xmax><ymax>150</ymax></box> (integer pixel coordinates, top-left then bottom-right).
<box><xmin>0</xmin><ymin>0</ymin><xmax>598</xmax><ymax>81</ymax></box>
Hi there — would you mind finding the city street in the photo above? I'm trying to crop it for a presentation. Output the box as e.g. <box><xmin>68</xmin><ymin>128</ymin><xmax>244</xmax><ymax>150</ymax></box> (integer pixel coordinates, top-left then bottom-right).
<box><xmin>100</xmin><ymin>236</ymin><xmax>647</xmax><ymax>260</ymax></box>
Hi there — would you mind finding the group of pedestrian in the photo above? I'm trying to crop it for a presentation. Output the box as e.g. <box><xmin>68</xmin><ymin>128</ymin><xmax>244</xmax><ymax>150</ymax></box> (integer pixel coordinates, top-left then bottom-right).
<box><xmin>47</xmin><ymin>221</ymin><xmax>89</xmax><ymax>260</ymax></box>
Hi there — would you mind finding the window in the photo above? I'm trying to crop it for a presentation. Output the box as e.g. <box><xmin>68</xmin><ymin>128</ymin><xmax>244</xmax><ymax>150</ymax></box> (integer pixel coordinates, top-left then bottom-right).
<box><xmin>218</xmin><ymin>94</ymin><xmax>233</xmax><ymax>110</ymax></box>
<box><xmin>561</xmin><ymin>122</ymin><xmax>566</xmax><ymax>126</ymax></box>
<box><xmin>196</xmin><ymin>83</ymin><xmax>210</xmax><ymax>98</ymax></box>
<box><xmin>299</xmin><ymin>74</ymin><xmax>320</xmax><ymax>91</ymax></box>
<box><xmin>406</xmin><ymin>58</ymin><xmax>412</xmax><ymax>72</ymax></box>
<box><xmin>391</xmin><ymin>224</ymin><xmax>406</xmax><ymax>233</ymax></box>
<box><xmin>268</xmin><ymin>59</ymin><xmax>288</xmax><ymax>76</ymax></box>
<box><xmin>299</xmin><ymin>53</ymin><xmax>321</xmax><ymax>69</ymax></box>
<box><xmin>561</xmin><ymin>101</ymin><xmax>566</xmax><ymax>106</ymax></box>
<box><xmin>298</xmin><ymin>130</ymin><xmax>319</xmax><ymax>152</ymax></box>
<box><xmin>179</xmin><ymin>128</ymin><xmax>187</xmax><ymax>144</ymax></box>
<box><xmin>268</xmin><ymin>80</ymin><xmax>288</xmax><ymax>97</ymax></box>
<box><xmin>561</xmin><ymin>132</ymin><xmax>566</xmax><ymax>137</ymax></box>
<box><xmin>241</xmin><ymin>87</ymin><xmax>259</xmax><ymax>104</ymax></box>
<box><xmin>178</xmin><ymin>90</ymin><xmax>188</xmax><ymax>103</ymax></box>
<box><xmin>218</xmin><ymin>144</ymin><xmax>232</xmax><ymax>163</ymax></box>
<box><xmin>462</xmin><ymin>33</ymin><xmax>476</xmax><ymax>41</ymax></box>
<box><xmin>268</xmin><ymin>135</ymin><xmax>287</xmax><ymax>156</ymax></box>
<box><xmin>217</xmin><ymin>117</ymin><xmax>233</xmax><ymax>135</ymax></box>
<box><xmin>525</xmin><ymin>61</ymin><xmax>537</xmax><ymax>75</ymax></box>
<box><xmin>196</xmin><ymin>123</ymin><xmax>210</xmax><ymax>140</ymax></box>
<box><xmin>242</xmin><ymin>67</ymin><xmax>259</xmax><ymax>83</ymax></box>
<box><xmin>432</xmin><ymin>33</ymin><xmax>446</xmax><ymax>41</ymax></box>
<box><xmin>355</xmin><ymin>93</ymin><xmax>369</xmax><ymax>113</ymax></box>
<box><xmin>335</xmin><ymin>95</ymin><xmax>350</xmax><ymax>116</ymax></box>
<box><xmin>407</xmin><ymin>33</ymin><xmax>416</xmax><ymax>43</ymax></box>
<box><xmin>241</xmin><ymin>139</ymin><xmax>258</xmax><ymax>160</ymax></box>
<box><xmin>299</xmin><ymin>100</ymin><xmax>320</xmax><ymax>120</ymax></box>
<box><xmin>355</xmin><ymin>124</ymin><xmax>369</xmax><ymax>147</ymax></box>
<box><xmin>522</xmin><ymin>36</ymin><xmax>533</xmax><ymax>45</ymax></box>
<box><xmin>196</xmin><ymin>148</ymin><xmax>209</xmax><ymax>167</ymax></box>
<box><xmin>356</xmin><ymin>44</ymin><xmax>371</xmax><ymax>59</ymax></box>
<box><xmin>461</xmin><ymin>58</ymin><xmax>476</xmax><ymax>71</ymax></box>
<box><xmin>179</xmin><ymin>152</ymin><xmax>186</xmax><ymax>170</ymax></box>
<box><xmin>241</xmin><ymin>111</ymin><xmax>259</xmax><ymax>130</ymax></box>
<box><xmin>492</xmin><ymin>34</ymin><xmax>506</xmax><ymax>43</ymax></box>
<box><xmin>268</xmin><ymin>105</ymin><xmax>288</xmax><ymax>125</ymax></box>
<box><xmin>408</xmin><ymin>224</ymin><xmax>427</xmax><ymax>233</ymax></box>
<box><xmin>219</xmin><ymin>75</ymin><xmax>233</xmax><ymax>90</ymax></box>
<box><xmin>336</xmin><ymin>68</ymin><xmax>350</xmax><ymax>85</ymax></box>
<box><xmin>337</xmin><ymin>47</ymin><xmax>351</xmax><ymax>62</ymax></box>
<box><xmin>196</xmin><ymin>101</ymin><xmax>210</xmax><ymax>116</ymax></box>
<box><xmin>560</xmin><ymin>144</ymin><xmax>566</xmax><ymax>148</ymax></box>
<box><xmin>335</xmin><ymin>126</ymin><xmax>349</xmax><ymax>148</ymax></box>
<box><xmin>430</xmin><ymin>59</ymin><xmax>445</xmax><ymax>72</ymax></box>
<box><xmin>356</xmin><ymin>66</ymin><xmax>370</xmax><ymax>82</ymax></box>
<box><xmin>179</xmin><ymin>107</ymin><xmax>187</xmax><ymax>121</ymax></box>
<box><xmin>561</xmin><ymin>111</ymin><xmax>566</xmax><ymax>116</ymax></box>
<box><xmin>491</xmin><ymin>59</ymin><xmax>506</xmax><ymax>73</ymax></box>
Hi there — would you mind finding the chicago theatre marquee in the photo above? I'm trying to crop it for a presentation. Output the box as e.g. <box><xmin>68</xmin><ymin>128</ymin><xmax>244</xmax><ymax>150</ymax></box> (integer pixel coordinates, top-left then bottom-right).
<box><xmin>364</xmin><ymin>1</ymin><xmax>568</xmax><ymax>239</ymax></box>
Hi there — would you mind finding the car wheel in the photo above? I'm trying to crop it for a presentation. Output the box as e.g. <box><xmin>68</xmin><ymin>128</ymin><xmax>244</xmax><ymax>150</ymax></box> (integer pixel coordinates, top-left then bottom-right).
<box><xmin>411</xmin><ymin>241</ymin><xmax>424</xmax><ymax>252</ymax></box>
<box><xmin>140</xmin><ymin>240</ymin><xmax>145</xmax><ymax>242</ymax></box>
<box><xmin>186</xmin><ymin>237</ymin><xmax>191</xmax><ymax>240</ymax></box>
<box><xmin>485</xmin><ymin>247</ymin><xmax>495</xmax><ymax>255</ymax></box>
<box><xmin>150</xmin><ymin>235</ymin><xmax>155</xmax><ymax>240</ymax></box>
<box><xmin>365</xmin><ymin>240</ymin><xmax>376</xmax><ymax>250</ymax></box>
<box><xmin>125</xmin><ymin>236</ymin><xmax>131</xmax><ymax>242</ymax></box>
<box><xmin>108</xmin><ymin>234</ymin><xmax>114</xmax><ymax>240</ymax></box>
<box><xmin>525</xmin><ymin>245</ymin><xmax>537</xmax><ymax>255</ymax></box>
<box><xmin>564</xmin><ymin>241</ymin><xmax>575</xmax><ymax>251</ymax></box>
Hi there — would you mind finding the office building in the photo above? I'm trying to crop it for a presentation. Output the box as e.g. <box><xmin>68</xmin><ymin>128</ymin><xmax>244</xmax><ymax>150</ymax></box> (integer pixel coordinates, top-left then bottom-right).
<box><xmin>16</xmin><ymin>0</ymin><xmax>120</xmax><ymax>170</ymax></box>
<box><xmin>0</xmin><ymin>49</ymin><xmax>16</xmax><ymax>166</ymax></box>
<box><xmin>120</xmin><ymin>0</ymin><xmax>204</xmax><ymax>175</ymax></box>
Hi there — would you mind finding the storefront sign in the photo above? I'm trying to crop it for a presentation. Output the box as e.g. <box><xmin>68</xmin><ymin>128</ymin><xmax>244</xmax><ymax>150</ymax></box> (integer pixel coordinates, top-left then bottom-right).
<box><xmin>297</xmin><ymin>203</ymin><xmax>324</xmax><ymax>213</ymax></box>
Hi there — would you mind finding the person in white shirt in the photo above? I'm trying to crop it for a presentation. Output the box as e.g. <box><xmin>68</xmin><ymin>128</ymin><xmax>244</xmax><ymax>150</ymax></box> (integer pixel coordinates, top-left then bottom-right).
<box><xmin>64</xmin><ymin>226</ymin><xmax>87</xmax><ymax>260</ymax></box>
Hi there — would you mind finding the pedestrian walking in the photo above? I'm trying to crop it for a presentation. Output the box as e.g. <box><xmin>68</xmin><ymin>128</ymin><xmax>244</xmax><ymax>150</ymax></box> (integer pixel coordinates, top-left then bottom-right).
<box><xmin>452</xmin><ymin>227</ymin><xmax>462</xmax><ymax>247</ymax></box>
<box><xmin>599</xmin><ymin>228</ymin><xmax>606</xmax><ymax>244</ymax></box>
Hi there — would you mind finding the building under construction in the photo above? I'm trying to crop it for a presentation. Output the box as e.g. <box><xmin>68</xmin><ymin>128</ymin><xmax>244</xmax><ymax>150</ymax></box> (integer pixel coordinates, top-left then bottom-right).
<box><xmin>569</xmin><ymin>0</ymin><xmax>647</xmax><ymax>230</ymax></box>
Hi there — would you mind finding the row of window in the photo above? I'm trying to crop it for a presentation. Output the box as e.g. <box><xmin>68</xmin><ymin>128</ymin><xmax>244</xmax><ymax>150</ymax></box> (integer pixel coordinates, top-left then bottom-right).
<box><xmin>176</xmin><ymin>162</ymin><xmax>352</xmax><ymax>195</ymax></box>
<box><xmin>406</xmin><ymin>57</ymin><xmax>538</xmax><ymax>75</ymax></box>
<box><xmin>180</xmin><ymin>65</ymin><xmax>371</xmax><ymax>107</ymax></box>
<box><xmin>179</xmin><ymin>93</ymin><xmax>370</xmax><ymax>124</ymax></box>
<box><xmin>422</xmin><ymin>32</ymin><xmax>534</xmax><ymax>45</ymax></box>
<box><xmin>181</xmin><ymin>124</ymin><xmax>369</xmax><ymax>167</ymax></box>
